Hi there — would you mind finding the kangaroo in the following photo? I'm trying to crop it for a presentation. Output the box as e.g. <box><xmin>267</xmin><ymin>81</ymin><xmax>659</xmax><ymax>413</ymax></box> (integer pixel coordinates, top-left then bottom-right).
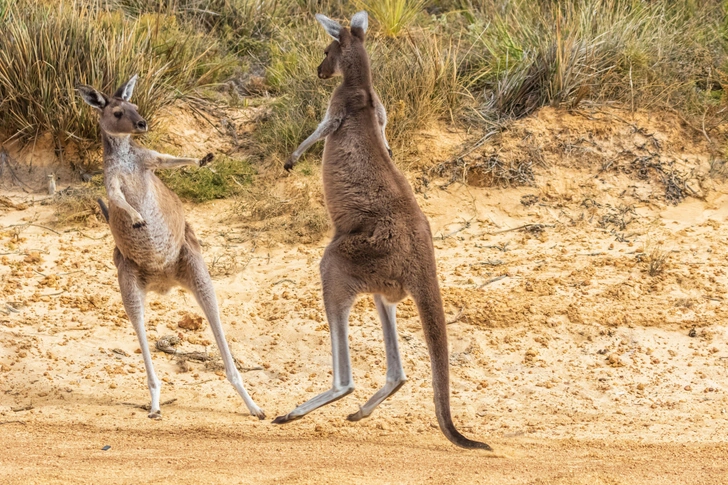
<box><xmin>273</xmin><ymin>12</ymin><xmax>490</xmax><ymax>450</ymax></box>
<box><xmin>77</xmin><ymin>76</ymin><xmax>264</xmax><ymax>420</ymax></box>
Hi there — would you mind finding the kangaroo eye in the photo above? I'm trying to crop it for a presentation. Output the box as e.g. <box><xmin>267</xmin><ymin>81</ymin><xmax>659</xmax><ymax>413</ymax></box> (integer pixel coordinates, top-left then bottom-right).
<box><xmin>114</xmin><ymin>111</ymin><xmax>123</xmax><ymax>119</ymax></box>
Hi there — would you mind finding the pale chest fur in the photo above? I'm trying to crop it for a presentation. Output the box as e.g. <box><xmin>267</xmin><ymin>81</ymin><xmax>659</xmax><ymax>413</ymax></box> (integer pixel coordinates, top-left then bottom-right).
<box><xmin>103</xmin><ymin>138</ymin><xmax>185</xmax><ymax>272</ymax></box>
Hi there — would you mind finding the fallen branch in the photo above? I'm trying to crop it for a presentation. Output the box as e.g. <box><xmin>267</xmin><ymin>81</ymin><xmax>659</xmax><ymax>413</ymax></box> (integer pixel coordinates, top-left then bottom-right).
<box><xmin>478</xmin><ymin>275</ymin><xmax>507</xmax><ymax>289</ymax></box>
<box><xmin>437</xmin><ymin>218</ymin><xmax>473</xmax><ymax>240</ymax></box>
<box><xmin>6</xmin><ymin>222</ymin><xmax>60</xmax><ymax>235</ymax></box>
<box><xmin>476</xmin><ymin>259</ymin><xmax>504</xmax><ymax>266</ymax></box>
<box><xmin>489</xmin><ymin>223</ymin><xmax>553</xmax><ymax>235</ymax></box>
<box><xmin>4</xmin><ymin>303</ymin><xmax>20</xmax><ymax>314</ymax></box>
<box><xmin>120</xmin><ymin>398</ymin><xmax>177</xmax><ymax>411</ymax></box>
<box><xmin>446</xmin><ymin>307</ymin><xmax>465</xmax><ymax>325</ymax></box>
<box><xmin>0</xmin><ymin>196</ymin><xmax>28</xmax><ymax>210</ymax></box>
<box><xmin>155</xmin><ymin>336</ymin><xmax>263</xmax><ymax>373</ymax></box>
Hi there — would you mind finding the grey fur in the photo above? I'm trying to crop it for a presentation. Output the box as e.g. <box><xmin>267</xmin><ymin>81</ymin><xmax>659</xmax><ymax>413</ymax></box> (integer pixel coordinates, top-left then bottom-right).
<box><xmin>315</xmin><ymin>13</ymin><xmax>342</xmax><ymax>42</ymax></box>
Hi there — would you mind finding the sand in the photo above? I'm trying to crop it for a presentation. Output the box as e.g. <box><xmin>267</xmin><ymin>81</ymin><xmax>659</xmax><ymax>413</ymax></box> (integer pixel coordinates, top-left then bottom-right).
<box><xmin>1</xmin><ymin>106</ymin><xmax>727</xmax><ymax>483</ymax></box>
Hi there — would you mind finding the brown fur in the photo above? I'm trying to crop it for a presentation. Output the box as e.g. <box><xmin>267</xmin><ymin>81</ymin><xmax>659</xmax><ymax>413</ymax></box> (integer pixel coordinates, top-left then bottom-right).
<box><xmin>274</xmin><ymin>14</ymin><xmax>490</xmax><ymax>450</ymax></box>
<box><xmin>77</xmin><ymin>76</ymin><xmax>264</xmax><ymax>419</ymax></box>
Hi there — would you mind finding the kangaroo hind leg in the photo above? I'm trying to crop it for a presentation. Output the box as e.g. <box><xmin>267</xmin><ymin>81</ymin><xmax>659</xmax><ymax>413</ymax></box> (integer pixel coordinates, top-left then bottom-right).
<box><xmin>273</xmin><ymin>250</ymin><xmax>357</xmax><ymax>423</ymax></box>
<box><xmin>177</xmin><ymin>237</ymin><xmax>265</xmax><ymax>419</ymax></box>
<box><xmin>116</xmin><ymin>250</ymin><xmax>161</xmax><ymax>419</ymax></box>
<box><xmin>348</xmin><ymin>294</ymin><xmax>406</xmax><ymax>421</ymax></box>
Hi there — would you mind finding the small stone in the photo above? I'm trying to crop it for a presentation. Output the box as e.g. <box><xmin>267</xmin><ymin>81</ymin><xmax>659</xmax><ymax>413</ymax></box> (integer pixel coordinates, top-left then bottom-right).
<box><xmin>607</xmin><ymin>354</ymin><xmax>624</xmax><ymax>367</ymax></box>
<box><xmin>24</xmin><ymin>251</ymin><xmax>42</xmax><ymax>264</ymax></box>
<box><xmin>178</xmin><ymin>314</ymin><xmax>205</xmax><ymax>331</ymax></box>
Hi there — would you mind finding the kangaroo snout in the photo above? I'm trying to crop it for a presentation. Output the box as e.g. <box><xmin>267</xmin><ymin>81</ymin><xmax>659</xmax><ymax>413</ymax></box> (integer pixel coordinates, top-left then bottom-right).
<box><xmin>136</xmin><ymin>120</ymin><xmax>148</xmax><ymax>132</ymax></box>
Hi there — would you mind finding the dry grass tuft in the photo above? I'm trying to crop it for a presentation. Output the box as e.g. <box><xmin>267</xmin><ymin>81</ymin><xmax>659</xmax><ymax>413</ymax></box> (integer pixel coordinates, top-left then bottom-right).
<box><xmin>356</xmin><ymin>0</ymin><xmax>427</xmax><ymax>38</ymax></box>
<box><xmin>0</xmin><ymin>0</ymin><xmax>232</xmax><ymax>145</ymax></box>
<box><xmin>52</xmin><ymin>178</ymin><xmax>106</xmax><ymax>227</ymax></box>
<box><xmin>646</xmin><ymin>247</ymin><xmax>668</xmax><ymax>277</ymax></box>
<box><xmin>234</xmin><ymin>178</ymin><xmax>330</xmax><ymax>245</ymax></box>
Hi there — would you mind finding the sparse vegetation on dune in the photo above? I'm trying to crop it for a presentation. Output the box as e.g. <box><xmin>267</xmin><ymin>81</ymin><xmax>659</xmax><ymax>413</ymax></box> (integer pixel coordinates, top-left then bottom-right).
<box><xmin>1</xmin><ymin>0</ymin><xmax>727</xmax><ymax>230</ymax></box>
<box><xmin>0</xmin><ymin>0</ymin><xmax>234</xmax><ymax>146</ymax></box>
<box><xmin>158</xmin><ymin>155</ymin><xmax>256</xmax><ymax>203</ymax></box>
<box><xmin>3</xmin><ymin>0</ymin><xmax>727</xmax><ymax>152</ymax></box>
<box><xmin>460</xmin><ymin>0</ymin><xmax>727</xmax><ymax>122</ymax></box>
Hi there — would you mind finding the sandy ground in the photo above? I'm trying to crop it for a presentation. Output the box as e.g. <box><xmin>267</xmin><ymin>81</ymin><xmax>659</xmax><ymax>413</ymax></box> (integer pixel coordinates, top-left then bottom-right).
<box><xmin>1</xmin><ymin>107</ymin><xmax>728</xmax><ymax>483</ymax></box>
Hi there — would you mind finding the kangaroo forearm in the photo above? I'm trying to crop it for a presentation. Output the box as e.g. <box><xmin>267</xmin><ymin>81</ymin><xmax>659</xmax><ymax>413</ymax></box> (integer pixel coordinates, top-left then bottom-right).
<box><xmin>107</xmin><ymin>177</ymin><xmax>144</xmax><ymax>225</ymax></box>
<box><xmin>107</xmin><ymin>188</ymin><xmax>135</xmax><ymax>214</ymax></box>
<box><xmin>148</xmin><ymin>153</ymin><xmax>200</xmax><ymax>170</ymax></box>
<box><xmin>292</xmin><ymin>115</ymin><xmax>342</xmax><ymax>161</ymax></box>
<box><xmin>292</xmin><ymin>131</ymin><xmax>325</xmax><ymax>159</ymax></box>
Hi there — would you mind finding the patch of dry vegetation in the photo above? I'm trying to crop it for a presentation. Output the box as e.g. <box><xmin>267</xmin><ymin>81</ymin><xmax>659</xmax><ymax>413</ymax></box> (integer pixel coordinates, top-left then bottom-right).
<box><xmin>233</xmin><ymin>177</ymin><xmax>330</xmax><ymax>245</ymax></box>
<box><xmin>0</xmin><ymin>0</ymin><xmax>233</xmax><ymax>146</ymax></box>
<box><xmin>52</xmin><ymin>178</ymin><xmax>106</xmax><ymax>227</ymax></box>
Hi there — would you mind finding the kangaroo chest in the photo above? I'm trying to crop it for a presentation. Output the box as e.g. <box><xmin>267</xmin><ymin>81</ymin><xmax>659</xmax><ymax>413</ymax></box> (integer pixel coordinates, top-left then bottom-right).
<box><xmin>104</xmin><ymin>153</ymin><xmax>185</xmax><ymax>272</ymax></box>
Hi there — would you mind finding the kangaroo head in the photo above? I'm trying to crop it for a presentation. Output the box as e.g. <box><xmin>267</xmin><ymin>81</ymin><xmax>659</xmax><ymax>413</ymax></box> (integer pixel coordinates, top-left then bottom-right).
<box><xmin>76</xmin><ymin>75</ymin><xmax>148</xmax><ymax>136</ymax></box>
<box><xmin>315</xmin><ymin>11</ymin><xmax>368</xmax><ymax>80</ymax></box>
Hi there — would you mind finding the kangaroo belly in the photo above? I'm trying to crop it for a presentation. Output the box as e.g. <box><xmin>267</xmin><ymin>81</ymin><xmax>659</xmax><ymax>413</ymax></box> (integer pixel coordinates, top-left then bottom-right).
<box><xmin>109</xmin><ymin>178</ymin><xmax>186</xmax><ymax>271</ymax></box>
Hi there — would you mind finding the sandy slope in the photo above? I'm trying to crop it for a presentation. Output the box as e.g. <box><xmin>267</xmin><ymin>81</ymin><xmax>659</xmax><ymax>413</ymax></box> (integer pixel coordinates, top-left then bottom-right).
<box><xmin>1</xmin><ymin>107</ymin><xmax>728</xmax><ymax>483</ymax></box>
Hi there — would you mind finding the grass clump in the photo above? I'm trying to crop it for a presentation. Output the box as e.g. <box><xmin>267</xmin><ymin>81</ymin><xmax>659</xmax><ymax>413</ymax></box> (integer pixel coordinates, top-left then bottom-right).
<box><xmin>158</xmin><ymin>155</ymin><xmax>256</xmax><ymax>202</ymax></box>
<box><xmin>96</xmin><ymin>0</ymin><xmax>283</xmax><ymax>56</ymax></box>
<box><xmin>460</xmin><ymin>0</ymin><xmax>726</xmax><ymax>120</ymax></box>
<box><xmin>0</xmin><ymin>0</ymin><xmax>232</xmax><ymax>145</ymax></box>
<box><xmin>357</xmin><ymin>0</ymin><xmax>427</xmax><ymax>37</ymax></box>
<box><xmin>53</xmin><ymin>176</ymin><xmax>106</xmax><ymax>226</ymax></box>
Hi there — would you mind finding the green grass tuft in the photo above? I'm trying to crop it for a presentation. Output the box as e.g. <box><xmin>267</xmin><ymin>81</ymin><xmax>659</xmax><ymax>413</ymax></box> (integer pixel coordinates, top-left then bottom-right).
<box><xmin>356</xmin><ymin>0</ymin><xmax>427</xmax><ymax>37</ymax></box>
<box><xmin>158</xmin><ymin>155</ymin><xmax>256</xmax><ymax>202</ymax></box>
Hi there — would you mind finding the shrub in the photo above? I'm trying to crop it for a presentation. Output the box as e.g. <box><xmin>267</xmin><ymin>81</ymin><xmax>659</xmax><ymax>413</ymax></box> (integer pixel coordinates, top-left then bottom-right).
<box><xmin>0</xmin><ymin>0</ymin><xmax>233</xmax><ymax>145</ymax></box>
<box><xmin>458</xmin><ymin>0</ymin><xmax>726</xmax><ymax>120</ymax></box>
<box><xmin>158</xmin><ymin>155</ymin><xmax>256</xmax><ymax>202</ymax></box>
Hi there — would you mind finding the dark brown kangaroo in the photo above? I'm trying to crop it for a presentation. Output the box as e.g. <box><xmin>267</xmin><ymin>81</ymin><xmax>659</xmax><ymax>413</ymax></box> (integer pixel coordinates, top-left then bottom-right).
<box><xmin>273</xmin><ymin>11</ymin><xmax>490</xmax><ymax>450</ymax></box>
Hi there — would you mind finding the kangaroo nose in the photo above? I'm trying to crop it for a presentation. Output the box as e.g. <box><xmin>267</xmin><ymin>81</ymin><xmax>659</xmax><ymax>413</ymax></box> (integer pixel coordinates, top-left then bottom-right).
<box><xmin>136</xmin><ymin>120</ymin><xmax>147</xmax><ymax>131</ymax></box>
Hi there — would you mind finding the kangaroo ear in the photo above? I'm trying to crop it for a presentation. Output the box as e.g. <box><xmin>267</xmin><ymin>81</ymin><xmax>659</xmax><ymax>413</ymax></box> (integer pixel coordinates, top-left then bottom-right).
<box><xmin>350</xmin><ymin>11</ymin><xmax>368</xmax><ymax>34</ymax></box>
<box><xmin>113</xmin><ymin>74</ymin><xmax>138</xmax><ymax>101</ymax></box>
<box><xmin>76</xmin><ymin>84</ymin><xmax>108</xmax><ymax>111</ymax></box>
<box><xmin>315</xmin><ymin>13</ymin><xmax>341</xmax><ymax>42</ymax></box>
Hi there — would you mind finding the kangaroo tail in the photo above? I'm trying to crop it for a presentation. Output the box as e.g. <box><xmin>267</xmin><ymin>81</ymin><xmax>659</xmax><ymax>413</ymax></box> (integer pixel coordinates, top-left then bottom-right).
<box><xmin>97</xmin><ymin>198</ymin><xmax>109</xmax><ymax>223</ymax></box>
<box><xmin>410</xmin><ymin>276</ymin><xmax>492</xmax><ymax>451</ymax></box>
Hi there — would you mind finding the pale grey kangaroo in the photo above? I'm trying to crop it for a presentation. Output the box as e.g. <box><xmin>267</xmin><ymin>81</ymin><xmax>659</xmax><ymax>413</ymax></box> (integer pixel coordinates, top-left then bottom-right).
<box><xmin>273</xmin><ymin>12</ymin><xmax>490</xmax><ymax>450</ymax></box>
<box><xmin>77</xmin><ymin>76</ymin><xmax>264</xmax><ymax>420</ymax></box>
